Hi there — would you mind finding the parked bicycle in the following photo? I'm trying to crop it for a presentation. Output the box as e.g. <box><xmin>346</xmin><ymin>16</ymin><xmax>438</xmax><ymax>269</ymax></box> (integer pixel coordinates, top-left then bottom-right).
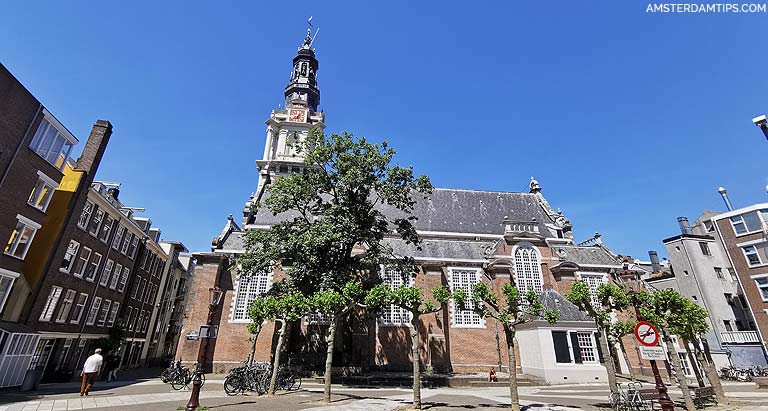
<box><xmin>161</xmin><ymin>360</ymin><xmax>185</xmax><ymax>383</ymax></box>
<box><xmin>162</xmin><ymin>361</ymin><xmax>206</xmax><ymax>390</ymax></box>
<box><xmin>224</xmin><ymin>361</ymin><xmax>301</xmax><ymax>396</ymax></box>
<box><xmin>610</xmin><ymin>382</ymin><xmax>651</xmax><ymax>411</ymax></box>
<box><xmin>719</xmin><ymin>365</ymin><xmax>768</xmax><ymax>382</ymax></box>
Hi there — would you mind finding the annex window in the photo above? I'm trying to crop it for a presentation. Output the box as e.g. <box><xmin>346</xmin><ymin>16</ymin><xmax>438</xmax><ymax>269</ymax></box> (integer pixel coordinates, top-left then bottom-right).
<box><xmin>753</xmin><ymin>276</ymin><xmax>768</xmax><ymax>302</ymax></box>
<box><xmin>72</xmin><ymin>247</ymin><xmax>91</xmax><ymax>278</ymax></box>
<box><xmin>59</xmin><ymin>240</ymin><xmax>80</xmax><ymax>273</ymax></box>
<box><xmin>449</xmin><ymin>267</ymin><xmax>483</xmax><ymax>327</ymax></box>
<box><xmin>0</xmin><ymin>270</ymin><xmax>17</xmax><ymax>313</ymax></box>
<box><xmin>514</xmin><ymin>245</ymin><xmax>543</xmax><ymax>293</ymax></box>
<box><xmin>580</xmin><ymin>273</ymin><xmax>608</xmax><ymax>306</ymax></box>
<box><xmin>39</xmin><ymin>286</ymin><xmax>63</xmax><ymax>321</ymax></box>
<box><xmin>99</xmin><ymin>215</ymin><xmax>114</xmax><ymax>243</ymax></box>
<box><xmin>55</xmin><ymin>289</ymin><xmax>77</xmax><ymax>323</ymax></box>
<box><xmin>699</xmin><ymin>242</ymin><xmax>712</xmax><ymax>256</ymax></box>
<box><xmin>27</xmin><ymin>171</ymin><xmax>57</xmax><ymax>212</ymax></box>
<box><xmin>112</xmin><ymin>225</ymin><xmax>125</xmax><ymax>250</ymax></box>
<box><xmin>231</xmin><ymin>272</ymin><xmax>273</xmax><ymax>321</ymax></box>
<box><xmin>97</xmin><ymin>300</ymin><xmax>111</xmax><ymax>326</ymax></box>
<box><xmin>100</xmin><ymin>260</ymin><xmax>114</xmax><ymax>287</ymax></box>
<box><xmin>379</xmin><ymin>267</ymin><xmax>413</xmax><ymax>326</ymax></box>
<box><xmin>576</xmin><ymin>332</ymin><xmax>598</xmax><ymax>363</ymax></box>
<box><xmin>28</xmin><ymin>114</ymin><xmax>76</xmax><ymax>171</ymax></box>
<box><xmin>87</xmin><ymin>208</ymin><xmax>104</xmax><ymax>237</ymax></box>
<box><xmin>109</xmin><ymin>263</ymin><xmax>122</xmax><ymax>290</ymax></box>
<box><xmin>106</xmin><ymin>302</ymin><xmax>119</xmax><ymax>327</ymax></box>
<box><xmin>84</xmin><ymin>252</ymin><xmax>102</xmax><ymax>282</ymax></box>
<box><xmin>552</xmin><ymin>330</ymin><xmax>601</xmax><ymax>364</ymax></box>
<box><xmin>85</xmin><ymin>297</ymin><xmax>102</xmax><ymax>325</ymax></box>
<box><xmin>117</xmin><ymin>266</ymin><xmax>129</xmax><ymax>292</ymax></box>
<box><xmin>77</xmin><ymin>201</ymin><xmax>93</xmax><ymax>230</ymax></box>
<box><xmin>743</xmin><ymin>245</ymin><xmax>762</xmax><ymax>267</ymax></box>
<box><xmin>70</xmin><ymin>293</ymin><xmax>88</xmax><ymax>324</ymax></box>
<box><xmin>4</xmin><ymin>215</ymin><xmax>40</xmax><ymax>260</ymax></box>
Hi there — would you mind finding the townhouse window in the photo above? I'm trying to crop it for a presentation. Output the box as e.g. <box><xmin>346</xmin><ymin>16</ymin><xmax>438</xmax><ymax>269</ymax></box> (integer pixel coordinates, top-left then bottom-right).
<box><xmin>0</xmin><ymin>271</ymin><xmax>17</xmax><ymax>313</ymax></box>
<box><xmin>112</xmin><ymin>225</ymin><xmax>125</xmax><ymax>250</ymax></box>
<box><xmin>109</xmin><ymin>263</ymin><xmax>122</xmax><ymax>290</ymax></box>
<box><xmin>514</xmin><ymin>245</ymin><xmax>543</xmax><ymax>293</ymax></box>
<box><xmin>99</xmin><ymin>260</ymin><xmax>113</xmax><ymax>287</ymax></box>
<box><xmin>714</xmin><ymin>267</ymin><xmax>724</xmax><ymax>279</ymax></box>
<box><xmin>379</xmin><ymin>267</ymin><xmax>413</xmax><ymax>326</ymax></box>
<box><xmin>27</xmin><ymin>171</ymin><xmax>57</xmax><ymax>212</ymax></box>
<box><xmin>39</xmin><ymin>286</ymin><xmax>63</xmax><ymax>321</ymax></box>
<box><xmin>99</xmin><ymin>215</ymin><xmax>114</xmax><ymax>243</ymax></box>
<box><xmin>753</xmin><ymin>276</ymin><xmax>768</xmax><ymax>301</ymax></box>
<box><xmin>106</xmin><ymin>302</ymin><xmax>119</xmax><ymax>327</ymax></box>
<box><xmin>743</xmin><ymin>245</ymin><xmax>762</xmax><ymax>267</ymax></box>
<box><xmin>724</xmin><ymin>320</ymin><xmax>733</xmax><ymax>331</ymax></box>
<box><xmin>142</xmin><ymin>311</ymin><xmax>149</xmax><ymax>332</ymax></box>
<box><xmin>54</xmin><ymin>289</ymin><xmax>76</xmax><ymax>323</ymax></box>
<box><xmin>84</xmin><ymin>252</ymin><xmax>102</xmax><ymax>282</ymax></box>
<box><xmin>699</xmin><ymin>242</ymin><xmax>712</xmax><ymax>256</ymax></box>
<box><xmin>59</xmin><ymin>240</ymin><xmax>80</xmax><ymax>273</ymax></box>
<box><xmin>128</xmin><ymin>236</ymin><xmax>139</xmax><ymax>259</ymax></box>
<box><xmin>117</xmin><ymin>266</ymin><xmax>129</xmax><ymax>292</ymax></box>
<box><xmin>72</xmin><ymin>247</ymin><xmax>91</xmax><ymax>278</ymax></box>
<box><xmin>78</xmin><ymin>201</ymin><xmax>93</xmax><ymax>230</ymax></box>
<box><xmin>131</xmin><ymin>276</ymin><xmax>142</xmax><ymax>299</ymax></box>
<box><xmin>551</xmin><ymin>330</ymin><xmax>601</xmax><ymax>364</ymax></box>
<box><xmin>138</xmin><ymin>278</ymin><xmax>147</xmax><ymax>301</ymax></box>
<box><xmin>121</xmin><ymin>233</ymin><xmax>131</xmax><ymax>254</ymax></box>
<box><xmin>141</xmin><ymin>252</ymin><xmax>149</xmax><ymax>270</ymax></box>
<box><xmin>449</xmin><ymin>267</ymin><xmax>483</xmax><ymax>327</ymax></box>
<box><xmin>125</xmin><ymin>307</ymin><xmax>134</xmax><ymax>330</ymax></box>
<box><xmin>28</xmin><ymin>114</ymin><xmax>75</xmax><ymax>171</ymax></box>
<box><xmin>731</xmin><ymin>216</ymin><xmax>748</xmax><ymax>235</ymax></box>
<box><xmin>580</xmin><ymin>273</ymin><xmax>607</xmax><ymax>306</ymax></box>
<box><xmin>4</xmin><ymin>215</ymin><xmax>40</xmax><ymax>260</ymax></box>
<box><xmin>97</xmin><ymin>300</ymin><xmax>111</xmax><ymax>326</ymax></box>
<box><xmin>87</xmin><ymin>208</ymin><xmax>104</xmax><ymax>237</ymax></box>
<box><xmin>145</xmin><ymin>283</ymin><xmax>153</xmax><ymax>303</ymax></box>
<box><xmin>232</xmin><ymin>272</ymin><xmax>273</xmax><ymax>321</ymax></box>
<box><xmin>85</xmin><ymin>297</ymin><xmax>102</xmax><ymax>325</ymax></box>
<box><xmin>70</xmin><ymin>293</ymin><xmax>88</xmax><ymax>324</ymax></box>
<box><xmin>136</xmin><ymin>311</ymin><xmax>144</xmax><ymax>332</ymax></box>
<box><xmin>729</xmin><ymin>268</ymin><xmax>738</xmax><ymax>281</ymax></box>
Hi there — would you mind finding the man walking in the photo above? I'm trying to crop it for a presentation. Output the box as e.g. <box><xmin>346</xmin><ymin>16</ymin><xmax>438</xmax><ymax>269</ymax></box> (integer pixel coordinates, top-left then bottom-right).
<box><xmin>80</xmin><ymin>348</ymin><xmax>103</xmax><ymax>396</ymax></box>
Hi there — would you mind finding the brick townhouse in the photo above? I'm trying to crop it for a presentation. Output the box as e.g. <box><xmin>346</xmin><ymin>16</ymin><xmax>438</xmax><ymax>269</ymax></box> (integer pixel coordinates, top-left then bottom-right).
<box><xmin>177</xmin><ymin>30</ymin><xmax>632</xmax><ymax>384</ymax></box>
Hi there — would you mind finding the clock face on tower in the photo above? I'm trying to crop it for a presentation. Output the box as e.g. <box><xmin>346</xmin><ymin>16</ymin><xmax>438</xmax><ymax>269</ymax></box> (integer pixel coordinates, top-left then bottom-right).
<box><xmin>289</xmin><ymin>109</ymin><xmax>306</xmax><ymax>123</ymax></box>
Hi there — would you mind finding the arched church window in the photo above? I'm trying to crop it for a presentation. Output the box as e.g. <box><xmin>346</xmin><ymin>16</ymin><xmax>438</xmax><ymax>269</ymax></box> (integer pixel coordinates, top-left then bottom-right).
<box><xmin>514</xmin><ymin>245</ymin><xmax>543</xmax><ymax>294</ymax></box>
<box><xmin>231</xmin><ymin>272</ymin><xmax>272</xmax><ymax>321</ymax></box>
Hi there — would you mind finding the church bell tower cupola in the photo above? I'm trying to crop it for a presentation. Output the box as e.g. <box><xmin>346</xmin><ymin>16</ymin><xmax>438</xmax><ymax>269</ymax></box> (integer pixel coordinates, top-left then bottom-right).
<box><xmin>285</xmin><ymin>28</ymin><xmax>321</xmax><ymax>112</ymax></box>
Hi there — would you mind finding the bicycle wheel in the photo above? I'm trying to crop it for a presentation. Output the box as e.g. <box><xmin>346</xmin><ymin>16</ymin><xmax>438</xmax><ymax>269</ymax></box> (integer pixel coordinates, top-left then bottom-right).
<box><xmin>199</xmin><ymin>372</ymin><xmax>206</xmax><ymax>387</ymax></box>
<box><xmin>171</xmin><ymin>373</ymin><xmax>188</xmax><ymax>391</ymax></box>
<box><xmin>224</xmin><ymin>375</ymin><xmax>242</xmax><ymax>396</ymax></box>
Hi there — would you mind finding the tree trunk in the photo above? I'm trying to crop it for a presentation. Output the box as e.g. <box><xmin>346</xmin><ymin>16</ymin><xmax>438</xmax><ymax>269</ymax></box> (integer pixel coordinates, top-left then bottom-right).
<box><xmin>598</xmin><ymin>328</ymin><xmax>619</xmax><ymax>395</ymax></box>
<box><xmin>617</xmin><ymin>337</ymin><xmax>635</xmax><ymax>381</ymax></box>
<box><xmin>248</xmin><ymin>325</ymin><xmax>262</xmax><ymax>364</ymax></box>
<box><xmin>411</xmin><ymin>312</ymin><xmax>421</xmax><ymax>409</ymax></box>
<box><xmin>691</xmin><ymin>338</ymin><xmax>727</xmax><ymax>404</ymax></box>
<box><xmin>504</xmin><ymin>327</ymin><xmax>520</xmax><ymax>411</ymax></box>
<box><xmin>664</xmin><ymin>333</ymin><xmax>696</xmax><ymax>411</ymax></box>
<box><xmin>268</xmin><ymin>319</ymin><xmax>289</xmax><ymax>396</ymax></box>
<box><xmin>323</xmin><ymin>315</ymin><xmax>338</xmax><ymax>403</ymax></box>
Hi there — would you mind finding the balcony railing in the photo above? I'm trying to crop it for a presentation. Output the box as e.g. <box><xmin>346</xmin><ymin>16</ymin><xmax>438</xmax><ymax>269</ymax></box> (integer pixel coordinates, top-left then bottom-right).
<box><xmin>721</xmin><ymin>331</ymin><xmax>760</xmax><ymax>344</ymax></box>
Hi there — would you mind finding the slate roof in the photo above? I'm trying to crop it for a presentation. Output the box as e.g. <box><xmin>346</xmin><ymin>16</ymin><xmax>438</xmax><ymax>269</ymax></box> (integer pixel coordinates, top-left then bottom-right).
<box><xmin>384</xmin><ymin>237</ymin><xmax>495</xmax><ymax>261</ymax></box>
<box><xmin>553</xmin><ymin>245</ymin><xmax>620</xmax><ymax>266</ymax></box>
<box><xmin>541</xmin><ymin>289</ymin><xmax>592</xmax><ymax>322</ymax></box>
<box><xmin>251</xmin><ymin>187</ymin><xmax>556</xmax><ymax>236</ymax></box>
<box><xmin>220</xmin><ymin>231</ymin><xmax>246</xmax><ymax>251</ymax></box>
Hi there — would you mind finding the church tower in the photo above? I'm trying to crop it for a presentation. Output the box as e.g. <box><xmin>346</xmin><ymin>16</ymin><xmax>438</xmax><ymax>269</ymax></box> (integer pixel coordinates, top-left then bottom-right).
<box><xmin>246</xmin><ymin>27</ymin><xmax>326</xmax><ymax>224</ymax></box>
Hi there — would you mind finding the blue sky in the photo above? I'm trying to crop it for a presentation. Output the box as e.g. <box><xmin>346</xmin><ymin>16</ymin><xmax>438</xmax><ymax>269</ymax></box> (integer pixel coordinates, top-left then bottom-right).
<box><xmin>2</xmin><ymin>1</ymin><xmax>768</xmax><ymax>259</ymax></box>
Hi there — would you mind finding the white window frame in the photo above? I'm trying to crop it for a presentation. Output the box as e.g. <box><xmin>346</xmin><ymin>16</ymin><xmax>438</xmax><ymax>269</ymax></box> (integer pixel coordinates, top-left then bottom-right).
<box><xmin>121</xmin><ymin>233</ymin><xmax>131</xmax><ymax>255</ymax></box>
<box><xmin>230</xmin><ymin>271</ymin><xmax>273</xmax><ymax>322</ymax></box>
<box><xmin>752</xmin><ymin>274</ymin><xmax>768</xmax><ymax>302</ymax></box>
<box><xmin>513</xmin><ymin>244</ymin><xmax>544</xmax><ymax>294</ymax></box>
<box><xmin>731</xmin><ymin>215</ymin><xmax>748</xmax><ymax>235</ymax></box>
<box><xmin>743</xmin><ymin>245</ymin><xmax>762</xmax><ymax>267</ymax></box>
<box><xmin>59</xmin><ymin>240</ymin><xmax>80</xmax><ymax>273</ymax></box>
<box><xmin>40</xmin><ymin>286</ymin><xmax>63</xmax><ymax>322</ymax></box>
<box><xmin>117</xmin><ymin>266</ymin><xmax>129</xmax><ymax>292</ymax></box>
<box><xmin>128</xmin><ymin>236</ymin><xmax>139</xmax><ymax>259</ymax></box>
<box><xmin>0</xmin><ymin>268</ymin><xmax>20</xmax><ymax>314</ymax></box>
<box><xmin>106</xmin><ymin>302</ymin><xmax>119</xmax><ymax>327</ymax></box>
<box><xmin>99</xmin><ymin>214</ymin><xmax>114</xmax><ymax>243</ymax></box>
<box><xmin>27</xmin><ymin>112</ymin><xmax>76</xmax><ymax>171</ymax></box>
<box><xmin>4</xmin><ymin>215</ymin><xmax>40</xmax><ymax>260</ymax></box>
<box><xmin>85</xmin><ymin>297</ymin><xmax>102</xmax><ymax>325</ymax></box>
<box><xmin>72</xmin><ymin>247</ymin><xmax>91</xmax><ymax>278</ymax></box>
<box><xmin>70</xmin><ymin>293</ymin><xmax>88</xmax><ymax>324</ymax></box>
<box><xmin>87</xmin><ymin>208</ymin><xmax>104</xmax><ymax>237</ymax></box>
<box><xmin>84</xmin><ymin>252</ymin><xmax>102</xmax><ymax>282</ymax></box>
<box><xmin>378</xmin><ymin>266</ymin><xmax>414</xmax><ymax>327</ymax></box>
<box><xmin>577</xmin><ymin>272</ymin><xmax>608</xmax><ymax>306</ymax></box>
<box><xmin>100</xmin><ymin>260</ymin><xmax>114</xmax><ymax>287</ymax></box>
<box><xmin>448</xmin><ymin>267</ymin><xmax>484</xmax><ymax>328</ymax></box>
<box><xmin>576</xmin><ymin>331</ymin><xmax>598</xmax><ymax>363</ymax></box>
<box><xmin>78</xmin><ymin>201</ymin><xmax>93</xmax><ymax>230</ymax></box>
<box><xmin>27</xmin><ymin>171</ymin><xmax>58</xmax><ymax>212</ymax></box>
<box><xmin>97</xmin><ymin>300</ymin><xmax>111</xmax><ymax>326</ymax></box>
<box><xmin>55</xmin><ymin>289</ymin><xmax>77</xmax><ymax>323</ymax></box>
<box><xmin>112</xmin><ymin>225</ymin><xmax>125</xmax><ymax>250</ymax></box>
<box><xmin>109</xmin><ymin>263</ymin><xmax>122</xmax><ymax>290</ymax></box>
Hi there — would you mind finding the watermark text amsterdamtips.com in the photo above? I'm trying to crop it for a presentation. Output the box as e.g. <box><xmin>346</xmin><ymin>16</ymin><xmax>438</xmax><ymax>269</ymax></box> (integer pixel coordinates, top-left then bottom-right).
<box><xmin>646</xmin><ymin>3</ymin><xmax>767</xmax><ymax>12</ymax></box>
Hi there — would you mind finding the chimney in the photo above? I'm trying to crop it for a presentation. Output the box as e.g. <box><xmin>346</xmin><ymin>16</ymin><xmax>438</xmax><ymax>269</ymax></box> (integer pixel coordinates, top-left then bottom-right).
<box><xmin>75</xmin><ymin>120</ymin><xmax>112</xmax><ymax>178</ymax></box>
<box><xmin>718</xmin><ymin>187</ymin><xmax>733</xmax><ymax>211</ymax></box>
<box><xmin>649</xmin><ymin>250</ymin><xmax>661</xmax><ymax>273</ymax></box>
<box><xmin>677</xmin><ymin>216</ymin><xmax>692</xmax><ymax>235</ymax></box>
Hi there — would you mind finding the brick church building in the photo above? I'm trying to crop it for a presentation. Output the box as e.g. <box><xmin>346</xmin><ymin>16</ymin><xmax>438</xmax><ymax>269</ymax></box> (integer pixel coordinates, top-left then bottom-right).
<box><xmin>177</xmin><ymin>28</ymin><xmax>632</xmax><ymax>384</ymax></box>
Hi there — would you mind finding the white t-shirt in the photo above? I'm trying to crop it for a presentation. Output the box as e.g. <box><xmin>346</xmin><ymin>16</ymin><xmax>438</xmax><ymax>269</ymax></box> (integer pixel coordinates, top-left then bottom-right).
<box><xmin>83</xmin><ymin>354</ymin><xmax>103</xmax><ymax>373</ymax></box>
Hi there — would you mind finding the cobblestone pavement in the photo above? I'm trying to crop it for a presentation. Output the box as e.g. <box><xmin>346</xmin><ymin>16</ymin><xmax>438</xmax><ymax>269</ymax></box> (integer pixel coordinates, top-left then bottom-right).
<box><xmin>0</xmin><ymin>377</ymin><xmax>766</xmax><ymax>410</ymax></box>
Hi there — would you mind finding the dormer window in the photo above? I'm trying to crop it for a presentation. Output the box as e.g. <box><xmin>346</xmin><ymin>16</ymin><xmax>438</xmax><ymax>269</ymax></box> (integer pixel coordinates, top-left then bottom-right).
<box><xmin>28</xmin><ymin>112</ymin><xmax>76</xmax><ymax>171</ymax></box>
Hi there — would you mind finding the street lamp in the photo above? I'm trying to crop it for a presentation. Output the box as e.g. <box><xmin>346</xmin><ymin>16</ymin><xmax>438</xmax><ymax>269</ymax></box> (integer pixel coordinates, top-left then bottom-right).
<box><xmin>753</xmin><ymin>114</ymin><xmax>768</xmax><ymax>140</ymax></box>
<box><xmin>186</xmin><ymin>287</ymin><xmax>223</xmax><ymax>411</ymax></box>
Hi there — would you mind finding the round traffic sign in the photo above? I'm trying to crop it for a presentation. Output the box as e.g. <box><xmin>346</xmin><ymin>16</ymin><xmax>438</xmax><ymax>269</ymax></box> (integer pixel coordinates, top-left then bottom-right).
<box><xmin>634</xmin><ymin>321</ymin><xmax>660</xmax><ymax>347</ymax></box>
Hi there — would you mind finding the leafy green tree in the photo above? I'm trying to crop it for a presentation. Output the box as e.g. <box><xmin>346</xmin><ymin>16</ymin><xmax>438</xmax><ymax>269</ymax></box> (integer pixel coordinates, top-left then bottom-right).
<box><xmin>310</xmin><ymin>280</ymin><xmax>366</xmax><ymax>402</ymax></box>
<box><xmin>237</xmin><ymin>129</ymin><xmax>432</xmax><ymax>401</ymax></box>
<box><xmin>366</xmin><ymin>281</ymin><xmax>451</xmax><ymax>410</ymax></box>
<box><xmin>454</xmin><ymin>282</ymin><xmax>558</xmax><ymax>411</ymax></box>
<box><xmin>246</xmin><ymin>296</ymin><xmax>276</xmax><ymax>364</ymax></box>
<box><xmin>637</xmin><ymin>289</ymin><xmax>725</xmax><ymax>408</ymax></box>
<box><xmin>566</xmin><ymin>281</ymin><xmax>631</xmax><ymax>396</ymax></box>
<box><xmin>607</xmin><ymin>319</ymin><xmax>638</xmax><ymax>381</ymax></box>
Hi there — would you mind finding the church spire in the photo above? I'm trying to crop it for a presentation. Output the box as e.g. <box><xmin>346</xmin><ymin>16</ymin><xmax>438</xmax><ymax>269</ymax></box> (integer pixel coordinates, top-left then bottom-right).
<box><xmin>285</xmin><ymin>24</ymin><xmax>320</xmax><ymax>112</ymax></box>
